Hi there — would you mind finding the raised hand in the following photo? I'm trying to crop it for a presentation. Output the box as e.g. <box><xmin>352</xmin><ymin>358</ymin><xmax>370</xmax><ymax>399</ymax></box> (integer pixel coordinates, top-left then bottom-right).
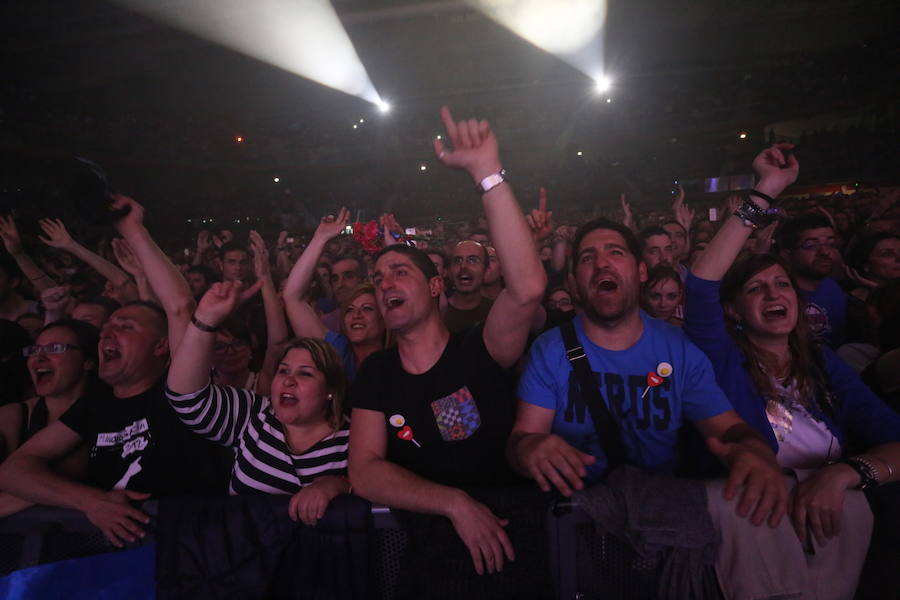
<box><xmin>276</xmin><ymin>230</ymin><xmax>289</xmax><ymax>250</ymax></box>
<box><xmin>620</xmin><ymin>194</ymin><xmax>635</xmax><ymax>230</ymax></box>
<box><xmin>525</xmin><ymin>187</ymin><xmax>554</xmax><ymax>243</ymax></box>
<box><xmin>37</xmin><ymin>218</ymin><xmax>76</xmax><ymax>250</ymax></box>
<box><xmin>674</xmin><ymin>199</ymin><xmax>695</xmax><ymax>234</ymax></box>
<box><xmin>313</xmin><ymin>208</ymin><xmax>350</xmax><ymax>242</ymax></box>
<box><xmin>0</xmin><ymin>215</ymin><xmax>23</xmax><ymax>254</ymax></box>
<box><xmin>752</xmin><ymin>143</ymin><xmax>799</xmax><ymax>194</ymax></box>
<box><xmin>248</xmin><ymin>230</ymin><xmax>271</xmax><ymax>279</ymax></box>
<box><xmin>196</xmin><ymin>230</ymin><xmax>213</xmax><ymax>254</ymax></box>
<box><xmin>672</xmin><ymin>184</ymin><xmax>685</xmax><ymax>208</ymax></box>
<box><xmin>110</xmin><ymin>194</ymin><xmax>146</xmax><ymax>236</ymax></box>
<box><xmin>752</xmin><ymin>221</ymin><xmax>778</xmax><ymax>255</ymax></box>
<box><xmin>110</xmin><ymin>238</ymin><xmax>144</xmax><ymax>277</ymax></box>
<box><xmin>433</xmin><ymin>106</ymin><xmax>502</xmax><ymax>182</ymax></box>
<box><xmin>844</xmin><ymin>265</ymin><xmax>879</xmax><ymax>290</ymax></box>
<box><xmin>723</xmin><ymin>193</ymin><xmax>742</xmax><ymax>217</ymax></box>
<box><xmin>195</xmin><ymin>280</ymin><xmax>260</xmax><ymax>329</ymax></box>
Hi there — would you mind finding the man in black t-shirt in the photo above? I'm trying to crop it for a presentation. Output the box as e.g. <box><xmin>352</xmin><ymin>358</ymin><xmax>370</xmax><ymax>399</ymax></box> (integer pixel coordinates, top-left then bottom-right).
<box><xmin>349</xmin><ymin>107</ymin><xmax>546</xmax><ymax>576</ymax></box>
<box><xmin>0</xmin><ymin>287</ymin><xmax>227</xmax><ymax>547</ymax></box>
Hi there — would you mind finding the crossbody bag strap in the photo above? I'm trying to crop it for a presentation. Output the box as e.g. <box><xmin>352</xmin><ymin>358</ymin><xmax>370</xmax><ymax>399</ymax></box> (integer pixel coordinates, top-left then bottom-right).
<box><xmin>560</xmin><ymin>320</ymin><xmax>627</xmax><ymax>469</ymax></box>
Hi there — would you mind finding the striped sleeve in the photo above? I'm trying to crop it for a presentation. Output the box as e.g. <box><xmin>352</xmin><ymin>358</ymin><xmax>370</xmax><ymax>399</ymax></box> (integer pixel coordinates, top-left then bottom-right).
<box><xmin>165</xmin><ymin>379</ymin><xmax>255</xmax><ymax>448</ymax></box>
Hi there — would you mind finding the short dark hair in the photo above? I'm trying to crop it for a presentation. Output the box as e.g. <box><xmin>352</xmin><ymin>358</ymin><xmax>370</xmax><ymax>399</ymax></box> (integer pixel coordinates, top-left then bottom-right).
<box><xmin>644</xmin><ymin>265</ymin><xmax>683</xmax><ymax>292</ymax></box>
<box><xmin>661</xmin><ymin>220</ymin><xmax>687</xmax><ymax>236</ymax></box>
<box><xmin>122</xmin><ymin>300</ymin><xmax>168</xmax><ymax>338</ymax></box>
<box><xmin>572</xmin><ymin>218</ymin><xmax>642</xmax><ymax>260</ymax></box>
<box><xmin>40</xmin><ymin>318</ymin><xmax>100</xmax><ymax>368</ymax></box>
<box><xmin>76</xmin><ymin>296</ymin><xmax>121</xmax><ymax>315</ymax></box>
<box><xmin>186</xmin><ymin>265</ymin><xmax>221</xmax><ymax>284</ymax></box>
<box><xmin>425</xmin><ymin>249</ymin><xmax>449</xmax><ymax>271</ymax></box>
<box><xmin>332</xmin><ymin>255</ymin><xmax>366</xmax><ymax>278</ymax></box>
<box><xmin>637</xmin><ymin>226</ymin><xmax>672</xmax><ymax>249</ymax></box>
<box><xmin>373</xmin><ymin>244</ymin><xmax>439</xmax><ymax>280</ymax></box>
<box><xmin>777</xmin><ymin>213</ymin><xmax>833</xmax><ymax>250</ymax></box>
<box><xmin>848</xmin><ymin>232</ymin><xmax>900</xmax><ymax>271</ymax></box>
<box><xmin>219</xmin><ymin>242</ymin><xmax>249</xmax><ymax>260</ymax></box>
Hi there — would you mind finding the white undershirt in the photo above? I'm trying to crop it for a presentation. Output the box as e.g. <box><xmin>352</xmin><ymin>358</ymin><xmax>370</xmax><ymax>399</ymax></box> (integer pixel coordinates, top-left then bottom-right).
<box><xmin>766</xmin><ymin>378</ymin><xmax>841</xmax><ymax>470</ymax></box>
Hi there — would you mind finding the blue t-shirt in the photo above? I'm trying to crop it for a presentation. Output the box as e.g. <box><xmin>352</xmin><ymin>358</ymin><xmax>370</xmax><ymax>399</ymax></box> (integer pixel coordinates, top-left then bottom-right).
<box><xmin>325</xmin><ymin>331</ymin><xmax>358</xmax><ymax>383</ymax></box>
<box><xmin>518</xmin><ymin>313</ymin><xmax>732</xmax><ymax>482</ymax></box>
<box><xmin>800</xmin><ymin>277</ymin><xmax>847</xmax><ymax>348</ymax></box>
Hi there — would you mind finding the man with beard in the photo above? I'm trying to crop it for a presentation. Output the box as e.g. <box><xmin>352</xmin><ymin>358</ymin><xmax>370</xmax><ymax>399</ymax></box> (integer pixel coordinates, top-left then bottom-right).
<box><xmin>510</xmin><ymin>218</ymin><xmax>786</xmax><ymax>522</ymax></box>
<box><xmin>778</xmin><ymin>214</ymin><xmax>847</xmax><ymax>347</ymax></box>
<box><xmin>443</xmin><ymin>240</ymin><xmax>493</xmax><ymax>333</ymax></box>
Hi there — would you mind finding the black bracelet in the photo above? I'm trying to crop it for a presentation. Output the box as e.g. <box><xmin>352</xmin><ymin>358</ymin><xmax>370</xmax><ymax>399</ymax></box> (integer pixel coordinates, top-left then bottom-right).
<box><xmin>842</xmin><ymin>458</ymin><xmax>876</xmax><ymax>490</ymax></box>
<box><xmin>748</xmin><ymin>189</ymin><xmax>776</xmax><ymax>205</ymax></box>
<box><xmin>191</xmin><ymin>314</ymin><xmax>220</xmax><ymax>333</ymax></box>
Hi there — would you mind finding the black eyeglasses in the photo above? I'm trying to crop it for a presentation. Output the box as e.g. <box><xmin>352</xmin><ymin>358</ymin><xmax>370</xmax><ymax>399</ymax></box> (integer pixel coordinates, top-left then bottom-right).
<box><xmin>22</xmin><ymin>343</ymin><xmax>82</xmax><ymax>358</ymax></box>
<box><xmin>213</xmin><ymin>340</ymin><xmax>248</xmax><ymax>353</ymax></box>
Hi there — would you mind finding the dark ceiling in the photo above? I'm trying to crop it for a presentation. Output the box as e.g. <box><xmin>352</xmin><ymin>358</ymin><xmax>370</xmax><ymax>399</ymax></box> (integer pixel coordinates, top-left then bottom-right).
<box><xmin>2</xmin><ymin>0</ymin><xmax>898</xmax><ymax>225</ymax></box>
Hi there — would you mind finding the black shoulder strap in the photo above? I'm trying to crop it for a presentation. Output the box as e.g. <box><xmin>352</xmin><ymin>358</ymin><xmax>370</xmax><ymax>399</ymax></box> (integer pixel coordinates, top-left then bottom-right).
<box><xmin>560</xmin><ymin>321</ymin><xmax>628</xmax><ymax>469</ymax></box>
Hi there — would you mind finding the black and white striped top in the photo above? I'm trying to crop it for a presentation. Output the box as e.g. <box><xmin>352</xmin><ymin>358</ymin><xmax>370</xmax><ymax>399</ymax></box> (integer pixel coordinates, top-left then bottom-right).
<box><xmin>166</xmin><ymin>381</ymin><xmax>349</xmax><ymax>495</ymax></box>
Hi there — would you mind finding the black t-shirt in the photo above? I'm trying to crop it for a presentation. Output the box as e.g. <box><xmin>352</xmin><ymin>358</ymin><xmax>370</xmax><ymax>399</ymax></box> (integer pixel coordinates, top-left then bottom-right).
<box><xmin>59</xmin><ymin>378</ymin><xmax>229</xmax><ymax>495</ymax></box>
<box><xmin>351</xmin><ymin>325</ymin><xmax>519</xmax><ymax>487</ymax></box>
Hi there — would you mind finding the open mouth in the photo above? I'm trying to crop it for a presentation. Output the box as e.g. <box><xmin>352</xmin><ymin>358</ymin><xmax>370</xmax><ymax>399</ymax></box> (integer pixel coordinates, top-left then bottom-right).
<box><xmin>279</xmin><ymin>393</ymin><xmax>298</xmax><ymax>407</ymax></box>
<box><xmin>384</xmin><ymin>297</ymin><xmax>405</xmax><ymax>310</ymax></box>
<box><xmin>102</xmin><ymin>346</ymin><xmax>122</xmax><ymax>363</ymax></box>
<box><xmin>594</xmin><ymin>277</ymin><xmax>618</xmax><ymax>293</ymax></box>
<box><xmin>349</xmin><ymin>323</ymin><xmax>366</xmax><ymax>330</ymax></box>
<box><xmin>763</xmin><ymin>305</ymin><xmax>788</xmax><ymax>319</ymax></box>
<box><xmin>34</xmin><ymin>368</ymin><xmax>54</xmax><ymax>383</ymax></box>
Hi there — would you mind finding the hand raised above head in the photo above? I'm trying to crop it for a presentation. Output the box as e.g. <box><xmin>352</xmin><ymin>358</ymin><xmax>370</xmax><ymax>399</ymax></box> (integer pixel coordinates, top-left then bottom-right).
<box><xmin>195</xmin><ymin>280</ymin><xmax>261</xmax><ymax>328</ymax></box>
<box><xmin>752</xmin><ymin>143</ymin><xmax>799</xmax><ymax>193</ymax></box>
<box><xmin>433</xmin><ymin>106</ymin><xmax>502</xmax><ymax>183</ymax></box>
<box><xmin>313</xmin><ymin>208</ymin><xmax>350</xmax><ymax>242</ymax></box>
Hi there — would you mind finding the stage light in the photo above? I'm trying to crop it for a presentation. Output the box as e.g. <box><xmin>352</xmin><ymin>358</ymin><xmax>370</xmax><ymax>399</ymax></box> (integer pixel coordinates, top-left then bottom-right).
<box><xmin>606</xmin><ymin>97</ymin><xmax>612</xmax><ymax>103</ymax></box>
<box><xmin>235</xmin><ymin>136</ymin><xmax>244</xmax><ymax>143</ymax></box>
<box><xmin>436</xmin><ymin>135</ymin><xmax>442</xmax><ymax>140</ymax></box>
<box><xmin>352</xmin><ymin>124</ymin><xmax>358</xmax><ymax>129</ymax></box>
<box><xmin>419</xmin><ymin>165</ymin><xmax>427</xmax><ymax>171</ymax></box>
<box><xmin>595</xmin><ymin>75</ymin><xmax>611</xmax><ymax>94</ymax></box>
<box><xmin>359</xmin><ymin>119</ymin><xmax>364</xmax><ymax>123</ymax></box>
<box><xmin>376</xmin><ymin>100</ymin><xmax>391</xmax><ymax>114</ymax></box>
<box><xmin>577</xmin><ymin>151</ymin><xmax>583</xmax><ymax>156</ymax></box>
<box><xmin>273</xmin><ymin>177</ymin><xmax>280</xmax><ymax>183</ymax></box>
<box><xmin>471</xmin><ymin>0</ymin><xmax>609</xmax><ymax>88</ymax></box>
<box><xmin>738</xmin><ymin>132</ymin><xmax>748</xmax><ymax>139</ymax></box>
<box><xmin>114</xmin><ymin>0</ymin><xmax>388</xmax><ymax>108</ymax></box>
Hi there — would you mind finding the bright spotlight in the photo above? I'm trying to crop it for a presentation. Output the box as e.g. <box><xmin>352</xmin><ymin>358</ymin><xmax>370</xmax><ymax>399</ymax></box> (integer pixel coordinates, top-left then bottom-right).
<box><xmin>273</xmin><ymin>177</ymin><xmax>280</xmax><ymax>183</ymax></box>
<box><xmin>595</xmin><ymin>76</ymin><xmax>611</xmax><ymax>94</ymax></box>
<box><xmin>419</xmin><ymin>165</ymin><xmax>427</xmax><ymax>171</ymax></box>
<box><xmin>576</xmin><ymin>151</ymin><xmax>583</xmax><ymax>156</ymax></box>
<box><xmin>738</xmin><ymin>132</ymin><xmax>748</xmax><ymax>139</ymax></box>
<box><xmin>113</xmin><ymin>0</ymin><xmax>386</xmax><ymax>106</ymax></box>
<box><xmin>376</xmin><ymin>100</ymin><xmax>391</xmax><ymax>114</ymax></box>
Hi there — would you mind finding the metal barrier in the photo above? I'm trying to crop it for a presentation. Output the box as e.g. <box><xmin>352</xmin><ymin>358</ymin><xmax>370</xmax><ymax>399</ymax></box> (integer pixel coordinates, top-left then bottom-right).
<box><xmin>0</xmin><ymin>498</ymin><xmax>657</xmax><ymax>599</ymax></box>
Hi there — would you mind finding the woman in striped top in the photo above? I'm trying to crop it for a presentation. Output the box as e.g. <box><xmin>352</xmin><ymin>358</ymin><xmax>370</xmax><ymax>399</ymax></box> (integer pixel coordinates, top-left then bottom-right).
<box><xmin>167</xmin><ymin>280</ymin><xmax>350</xmax><ymax>526</ymax></box>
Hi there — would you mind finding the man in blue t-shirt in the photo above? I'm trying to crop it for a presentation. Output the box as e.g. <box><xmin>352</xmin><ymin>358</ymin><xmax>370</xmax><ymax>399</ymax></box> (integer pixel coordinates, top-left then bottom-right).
<box><xmin>777</xmin><ymin>213</ymin><xmax>847</xmax><ymax>347</ymax></box>
<box><xmin>509</xmin><ymin>219</ymin><xmax>787</xmax><ymax>523</ymax></box>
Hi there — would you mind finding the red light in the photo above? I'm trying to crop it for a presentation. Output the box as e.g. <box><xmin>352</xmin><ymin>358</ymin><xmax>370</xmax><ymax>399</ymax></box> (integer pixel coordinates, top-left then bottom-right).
<box><xmin>235</xmin><ymin>136</ymin><xmax>244</xmax><ymax>143</ymax></box>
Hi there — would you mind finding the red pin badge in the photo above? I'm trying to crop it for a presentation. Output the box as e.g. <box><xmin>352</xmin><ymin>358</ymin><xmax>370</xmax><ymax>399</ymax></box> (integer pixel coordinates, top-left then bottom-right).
<box><xmin>397</xmin><ymin>425</ymin><xmax>422</xmax><ymax>448</ymax></box>
<box><xmin>640</xmin><ymin>371</ymin><xmax>664</xmax><ymax>399</ymax></box>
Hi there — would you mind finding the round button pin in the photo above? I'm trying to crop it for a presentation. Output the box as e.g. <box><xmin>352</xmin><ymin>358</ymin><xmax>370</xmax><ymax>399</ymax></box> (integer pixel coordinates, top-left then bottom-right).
<box><xmin>656</xmin><ymin>362</ymin><xmax>673</xmax><ymax>377</ymax></box>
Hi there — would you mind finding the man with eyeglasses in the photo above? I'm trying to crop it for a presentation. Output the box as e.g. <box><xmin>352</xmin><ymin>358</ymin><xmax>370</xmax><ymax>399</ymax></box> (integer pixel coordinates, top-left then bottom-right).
<box><xmin>777</xmin><ymin>213</ymin><xmax>847</xmax><ymax>347</ymax></box>
<box><xmin>444</xmin><ymin>240</ymin><xmax>494</xmax><ymax>333</ymax></box>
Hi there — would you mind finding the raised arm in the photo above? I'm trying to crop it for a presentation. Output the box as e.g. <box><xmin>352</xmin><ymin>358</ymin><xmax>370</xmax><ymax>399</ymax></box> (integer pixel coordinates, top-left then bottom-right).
<box><xmin>0</xmin><ymin>215</ymin><xmax>56</xmax><ymax>293</ymax></box>
<box><xmin>110</xmin><ymin>238</ymin><xmax>158</xmax><ymax>304</ymax></box>
<box><xmin>434</xmin><ymin>106</ymin><xmax>546</xmax><ymax>368</ymax></box>
<box><xmin>282</xmin><ymin>209</ymin><xmax>349</xmax><ymax>339</ymax></box>
<box><xmin>38</xmin><ymin>218</ymin><xmax>131</xmax><ymax>288</ymax></box>
<box><xmin>109</xmin><ymin>195</ymin><xmax>195</xmax><ymax>353</ymax></box>
<box><xmin>691</xmin><ymin>144</ymin><xmax>799</xmax><ymax>282</ymax></box>
<box><xmin>249</xmin><ymin>230</ymin><xmax>288</xmax><ymax>395</ymax></box>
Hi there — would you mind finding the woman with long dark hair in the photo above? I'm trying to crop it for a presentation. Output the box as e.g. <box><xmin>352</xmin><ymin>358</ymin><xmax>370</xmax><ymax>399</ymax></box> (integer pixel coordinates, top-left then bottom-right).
<box><xmin>686</xmin><ymin>144</ymin><xmax>900</xmax><ymax>599</ymax></box>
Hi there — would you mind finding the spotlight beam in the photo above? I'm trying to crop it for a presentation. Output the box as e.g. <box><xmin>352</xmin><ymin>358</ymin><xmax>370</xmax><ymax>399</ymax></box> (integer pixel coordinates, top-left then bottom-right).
<box><xmin>113</xmin><ymin>0</ymin><xmax>385</xmax><ymax>107</ymax></box>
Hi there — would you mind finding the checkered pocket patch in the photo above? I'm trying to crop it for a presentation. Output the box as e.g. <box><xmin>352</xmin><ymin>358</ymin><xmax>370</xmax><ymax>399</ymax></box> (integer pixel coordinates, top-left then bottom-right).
<box><xmin>431</xmin><ymin>386</ymin><xmax>481</xmax><ymax>441</ymax></box>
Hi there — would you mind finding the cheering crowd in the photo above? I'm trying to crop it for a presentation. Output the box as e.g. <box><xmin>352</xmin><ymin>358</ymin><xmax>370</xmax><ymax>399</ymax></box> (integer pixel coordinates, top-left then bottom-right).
<box><xmin>0</xmin><ymin>107</ymin><xmax>898</xmax><ymax>599</ymax></box>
